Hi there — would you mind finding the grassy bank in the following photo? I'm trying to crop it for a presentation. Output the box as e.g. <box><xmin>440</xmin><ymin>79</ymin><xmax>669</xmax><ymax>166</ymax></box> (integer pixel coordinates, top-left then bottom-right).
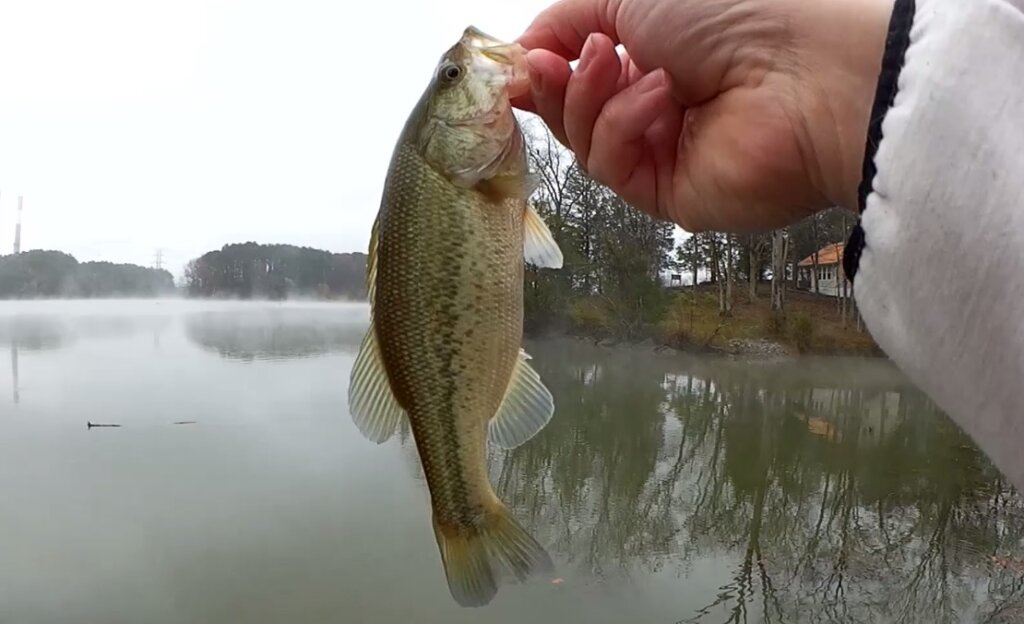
<box><xmin>558</xmin><ymin>284</ymin><xmax>882</xmax><ymax>357</ymax></box>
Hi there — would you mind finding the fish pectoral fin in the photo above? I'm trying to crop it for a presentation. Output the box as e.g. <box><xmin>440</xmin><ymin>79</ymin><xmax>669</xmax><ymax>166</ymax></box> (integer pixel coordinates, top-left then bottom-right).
<box><xmin>474</xmin><ymin>172</ymin><xmax>531</xmax><ymax>202</ymax></box>
<box><xmin>488</xmin><ymin>349</ymin><xmax>555</xmax><ymax>449</ymax></box>
<box><xmin>347</xmin><ymin>326</ymin><xmax>406</xmax><ymax>443</ymax></box>
<box><xmin>433</xmin><ymin>503</ymin><xmax>554</xmax><ymax>608</ymax></box>
<box><xmin>523</xmin><ymin>204</ymin><xmax>563</xmax><ymax>269</ymax></box>
<box><xmin>523</xmin><ymin>172</ymin><xmax>540</xmax><ymax>197</ymax></box>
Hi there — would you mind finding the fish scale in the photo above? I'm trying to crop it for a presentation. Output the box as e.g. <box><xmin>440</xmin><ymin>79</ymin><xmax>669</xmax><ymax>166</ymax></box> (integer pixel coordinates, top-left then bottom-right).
<box><xmin>377</xmin><ymin>143</ymin><xmax>523</xmax><ymax>523</ymax></box>
<box><xmin>347</xmin><ymin>25</ymin><xmax>564</xmax><ymax>608</ymax></box>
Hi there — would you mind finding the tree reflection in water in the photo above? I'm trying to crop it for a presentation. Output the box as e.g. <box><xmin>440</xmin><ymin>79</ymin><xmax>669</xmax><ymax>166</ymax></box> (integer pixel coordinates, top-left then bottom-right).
<box><xmin>408</xmin><ymin>339</ymin><xmax>1024</xmax><ymax>623</ymax></box>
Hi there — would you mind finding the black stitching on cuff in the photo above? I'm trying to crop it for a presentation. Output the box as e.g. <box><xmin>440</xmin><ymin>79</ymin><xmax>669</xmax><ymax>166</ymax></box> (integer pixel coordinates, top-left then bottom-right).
<box><xmin>843</xmin><ymin>223</ymin><xmax>866</xmax><ymax>284</ymax></box>
<box><xmin>844</xmin><ymin>0</ymin><xmax>916</xmax><ymax>283</ymax></box>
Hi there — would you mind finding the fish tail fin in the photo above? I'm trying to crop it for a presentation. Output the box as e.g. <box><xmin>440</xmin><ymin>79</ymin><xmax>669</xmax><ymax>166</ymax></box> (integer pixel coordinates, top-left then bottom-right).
<box><xmin>432</xmin><ymin>503</ymin><xmax>554</xmax><ymax>607</ymax></box>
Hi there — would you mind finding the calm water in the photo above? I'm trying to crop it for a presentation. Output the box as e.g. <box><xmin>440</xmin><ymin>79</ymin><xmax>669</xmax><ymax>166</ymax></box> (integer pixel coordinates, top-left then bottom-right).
<box><xmin>2</xmin><ymin>300</ymin><xmax>1023</xmax><ymax>624</ymax></box>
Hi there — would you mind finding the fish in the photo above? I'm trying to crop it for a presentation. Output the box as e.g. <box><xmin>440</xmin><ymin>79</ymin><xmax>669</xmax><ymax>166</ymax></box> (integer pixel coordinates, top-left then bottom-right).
<box><xmin>346</xmin><ymin>26</ymin><xmax>564</xmax><ymax>607</ymax></box>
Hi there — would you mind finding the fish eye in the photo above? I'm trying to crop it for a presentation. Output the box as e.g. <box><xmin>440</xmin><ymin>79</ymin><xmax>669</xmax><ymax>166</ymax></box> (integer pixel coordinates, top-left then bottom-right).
<box><xmin>442</xmin><ymin>64</ymin><xmax>462</xmax><ymax>82</ymax></box>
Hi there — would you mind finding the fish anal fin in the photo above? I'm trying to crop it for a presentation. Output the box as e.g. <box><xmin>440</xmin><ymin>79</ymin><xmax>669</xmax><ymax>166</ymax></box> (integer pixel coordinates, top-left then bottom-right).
<box><xmin>488</xmin><ymin>349</ymin><xmax>555</xmax><ymax>449</ymax></box>
<box><xmin>523</xmin><ymin>204</ymin><xmax>563</xmax><ymax>269</ymax></box>
<box><xmin>433</xmin><ymin>503</ymin><xmax>554</xmax><ymax>607</ymax></box>
<box><xmin>347</xmin><ymin>326</ymin><xmax>406</xmax><ymax>443</ymax></box>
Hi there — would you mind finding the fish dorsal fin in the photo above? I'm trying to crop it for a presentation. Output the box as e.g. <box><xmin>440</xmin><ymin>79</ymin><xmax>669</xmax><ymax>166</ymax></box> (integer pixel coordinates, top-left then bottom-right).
<box><xmin>366</xmin><ymin>216</ymin><xmax>380</xmax><ymax>305</ymax></box>
<box><xmin>488</xmin><ymin>349</ymin><xmax>555</xmax><ymax>449</ymax></box>
<box><xmin>348</xmin><ymin>326</ymin><xmax>406</xmax><ymax>443</ymax></box>
<box><xmin>523</xmin><ymin>204</ymin><xmax>563</xmax><ymax>269</ymax></box>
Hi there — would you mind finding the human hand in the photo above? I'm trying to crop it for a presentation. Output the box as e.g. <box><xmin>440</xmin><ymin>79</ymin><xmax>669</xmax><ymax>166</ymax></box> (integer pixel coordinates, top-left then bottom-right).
<box><xmin>514</xmin><ymin>0</ymin><xmax>893</xmax><ymax>232</ymax></box>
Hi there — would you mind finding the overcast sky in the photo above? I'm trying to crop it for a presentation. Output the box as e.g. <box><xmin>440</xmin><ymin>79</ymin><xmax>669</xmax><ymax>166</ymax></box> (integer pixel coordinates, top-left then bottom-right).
<box><xmin>0</xmin><ymin>0</ymin><xmax>579</xmax><ymax>279</ymax></box>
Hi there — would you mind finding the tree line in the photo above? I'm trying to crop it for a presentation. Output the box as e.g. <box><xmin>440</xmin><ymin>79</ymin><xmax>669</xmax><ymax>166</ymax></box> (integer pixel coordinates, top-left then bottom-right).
<box><xmin>183</xmin><ymin>242</ymin><xmax>367</xmax><ymax>300</ymax></box>
<box><xmin>10</xmin><ymin>120</ymin><xmax>855</xmax><ymax>317</ymax></box>
<box><xmin>523</xmin><ymin>121</ymin><xmax>676</xmax><ymax>336</ymax></box>
<box><xmin>676</xmin><ymin>208</ymin><xmax>859</xmax><ymax>322</ymax></box>
<box><xmin>521</xmin><ymin>119</ymin><xmax>863</xmax><ymax>339</ymax></box>
<box><xmin>0</xmin><ymin>250</ymin><xmax>175</xmax><ymax>299</ymax></box>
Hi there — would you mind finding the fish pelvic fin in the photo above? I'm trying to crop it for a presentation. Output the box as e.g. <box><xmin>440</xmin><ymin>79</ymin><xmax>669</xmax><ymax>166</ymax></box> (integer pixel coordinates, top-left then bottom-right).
<box><xmin>348</xmin><ymin>325</ymin><xmax>406</xmax><ymax>443</ymax></box>
<box><xmin>524</xmin><ymin>203</ymin><xmax>563</xmax><ymax>269</ymax></box>
<box><xmin>433</xmin><ymin>503</ymin><xmax>554</xmax><ymax>608</ymax></box>
<box><xmin>488</xmin><ymin>348</ymin><xmax>555</xmax><ymax>449</ymax></box>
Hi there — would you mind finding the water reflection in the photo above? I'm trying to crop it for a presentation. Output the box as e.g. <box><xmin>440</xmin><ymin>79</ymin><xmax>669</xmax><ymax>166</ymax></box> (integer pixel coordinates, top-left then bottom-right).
<box><xmin>0</xmin><ymin>316</ymin><xmax>66</xmax><ymax>409</ymax></box>
<box><xmin>397</xmin><ymin>340</ymin><xmax>1024</xmax><ymax>624</ymax></box>
<box><xmin>185</xmin><ymin>308</ymin><xmax>366</xmax><ymax>361</ymax></box>
<box><xmin>10</xmin><ymin>344</ymin><xmax>18</xmax><ymax>405</ymax></box>
<box><xmin>0</xmin><ymin>312</ymin><xmax>175</xmax><ymax>351</ymax></box>
<box><xmin>0</xmin><ymin>316</ymin><xmax>70</xmax><ymax>351</ymax></box>
<box><xmin>2</xmin><ymin>302</ymin><xmax>1021</xmax><ymax>622</ymax></box>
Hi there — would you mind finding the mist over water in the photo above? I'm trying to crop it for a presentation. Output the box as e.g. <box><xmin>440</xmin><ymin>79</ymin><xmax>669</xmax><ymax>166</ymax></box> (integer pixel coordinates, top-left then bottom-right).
<box><xmin>1</xmin><ymin>300</ymin><xmax>1021</xmax><ymax>624</ymax></box>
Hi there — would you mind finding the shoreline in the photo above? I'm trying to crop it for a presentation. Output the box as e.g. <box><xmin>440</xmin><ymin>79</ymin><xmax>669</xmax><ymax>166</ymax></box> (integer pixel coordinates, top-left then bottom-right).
<box><xmin>525</xmin><ymin>328</ymin><xmax>887</xmax><ymax>360</ymax></box>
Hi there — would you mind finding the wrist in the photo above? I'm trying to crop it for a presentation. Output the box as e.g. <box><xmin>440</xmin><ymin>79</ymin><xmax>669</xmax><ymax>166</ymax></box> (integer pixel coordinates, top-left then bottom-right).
<box><xmin>799</xmin><ymin>0</ymin><xmax>896</xmax><ymax>212</ymax></box>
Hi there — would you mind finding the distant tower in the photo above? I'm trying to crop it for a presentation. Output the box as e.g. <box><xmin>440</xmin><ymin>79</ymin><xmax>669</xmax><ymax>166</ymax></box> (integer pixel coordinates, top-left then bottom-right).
<box><xmin>153</xmin><ymin>248</ymin><xmax>164</xmax><ymax>270</ymax></box>
<box><xmin>13</xmin><ymin>196</ymin><xmax>22</xmax><ymax>254</ymax></box>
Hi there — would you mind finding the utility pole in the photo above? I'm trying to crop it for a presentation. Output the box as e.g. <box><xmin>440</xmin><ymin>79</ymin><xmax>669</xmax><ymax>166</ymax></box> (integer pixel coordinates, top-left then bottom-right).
<box><xmin>13</xmin><ymin>196</ymin><xmax>22</xmax><ymax>255</ymax></box>
<box><xmin>153</xmin><ymin>248</ymin><xmax>164</xmax><ymax>271</ymax></box>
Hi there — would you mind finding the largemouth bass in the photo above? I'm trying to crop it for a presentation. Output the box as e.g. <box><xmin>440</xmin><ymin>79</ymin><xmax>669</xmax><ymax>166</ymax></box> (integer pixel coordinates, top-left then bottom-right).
<box><xmin>347</xmin><ymin>26</ymin><xmax>564</xmax><ymax>607</ymax></box>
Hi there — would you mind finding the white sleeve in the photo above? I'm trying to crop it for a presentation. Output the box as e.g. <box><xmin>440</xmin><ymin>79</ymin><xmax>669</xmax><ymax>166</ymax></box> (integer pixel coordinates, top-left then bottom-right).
<box><xmin>847</xmin><ymin>0</ymin><xmax>1024</xmax><ymax>486</ymax></box>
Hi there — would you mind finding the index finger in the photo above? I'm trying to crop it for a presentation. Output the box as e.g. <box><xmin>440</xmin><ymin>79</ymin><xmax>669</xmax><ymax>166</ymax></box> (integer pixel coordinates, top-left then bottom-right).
<box><xmin>515</xmin><ymin>0</ymin><xmax>621</xmax><ymax>59</ymax></box>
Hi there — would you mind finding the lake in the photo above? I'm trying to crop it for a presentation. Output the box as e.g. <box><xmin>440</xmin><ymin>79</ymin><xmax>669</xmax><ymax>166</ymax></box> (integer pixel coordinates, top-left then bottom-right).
<box><xmin>1</xmin><ymin>300</ymin><xmax>1022</xmax><ymax>624</ymax></box>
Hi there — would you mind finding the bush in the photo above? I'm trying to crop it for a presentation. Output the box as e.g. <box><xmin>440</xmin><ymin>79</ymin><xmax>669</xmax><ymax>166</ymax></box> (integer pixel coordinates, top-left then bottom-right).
<box><xmin>761</xmin><ymin>310</ymin><xmax>786</xmax><ymax>336</ymax></box>
<box><xmin>791</xmin><ymin>312</ymin><xmax>815</xmax><ymax>352</ymax></box>
<box><xmin>656</xmin><ymin>297</ymin><xmax>692</xmax><ymax>347</ymax></box>
<box><xmin>567</xmin><ymin>297</ymin><xmax>616</xmax><ymax>337</ymax></box>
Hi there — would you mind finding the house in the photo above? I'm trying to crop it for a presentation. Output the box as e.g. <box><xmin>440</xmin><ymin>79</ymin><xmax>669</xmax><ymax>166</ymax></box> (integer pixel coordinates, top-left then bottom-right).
<box><xmin>659</xmin><ymin>271</ymin><xmax>690</xmax><ymax>288</ymax></box>
<box><xmin>797</xmin><ymin>242</ymin><xmax>849</xmax><ymax>297</ymax></box>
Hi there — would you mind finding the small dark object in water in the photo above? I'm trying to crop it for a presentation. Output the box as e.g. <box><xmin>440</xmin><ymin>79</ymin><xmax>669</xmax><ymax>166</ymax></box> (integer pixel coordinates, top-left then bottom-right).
<box><xmin>173</xmin><ymin>421</ymin><xmax>197</xmax><ymax>425</ymax></box>
<box><xmin>87</xmin><ymin>421</ymin><xmax>121</xmax><ymax>429</ymax></box>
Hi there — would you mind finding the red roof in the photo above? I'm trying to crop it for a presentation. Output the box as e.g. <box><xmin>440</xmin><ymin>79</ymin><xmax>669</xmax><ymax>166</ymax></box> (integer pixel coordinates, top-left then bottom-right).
<box><xmin>798</xmin><ymin>243</ymin><xmax>844</xmax><ymax>267</ymax></box>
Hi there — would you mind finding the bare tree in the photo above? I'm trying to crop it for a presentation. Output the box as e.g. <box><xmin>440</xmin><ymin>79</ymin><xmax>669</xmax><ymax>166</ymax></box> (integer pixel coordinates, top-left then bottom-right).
<box><xmin>744</xmin><ymin>234</ymin><xmax>772</xmax><ymax>302</ymax></box>
<box><xmin>523</xmin><ymin>119</ymin><xmax>573</xmax><ymax>218</ymax></box>
<box><xmin>771</xmin><ymin>228</ymin><xmax>789</xmax><ymax>314</ymax></box>
<box><xmin>812</xmin><ymin>214</ymin><xmax>821</xmax><ymax>294</ymax></box>
<box><xmin>724</xmin><ymin>234</ymin><xmax>735</xmax><ymax>315</ymax></box>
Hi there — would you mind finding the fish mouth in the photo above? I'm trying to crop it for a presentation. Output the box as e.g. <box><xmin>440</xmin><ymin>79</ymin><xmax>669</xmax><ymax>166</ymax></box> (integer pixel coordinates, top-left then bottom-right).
<box><xmin>479</xmin><ymin>44</ymin><xmax>523</xmax><ymax>66</ymax></box>
<box><xmin>461</xmin><ymin>26</ymin><xmax>529</xmax><ymax>98</ymax></box>
<box><xmin>461</xmin><ymin>26</ymin><xmax>509</xmax><ymax>50</ymax></box>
